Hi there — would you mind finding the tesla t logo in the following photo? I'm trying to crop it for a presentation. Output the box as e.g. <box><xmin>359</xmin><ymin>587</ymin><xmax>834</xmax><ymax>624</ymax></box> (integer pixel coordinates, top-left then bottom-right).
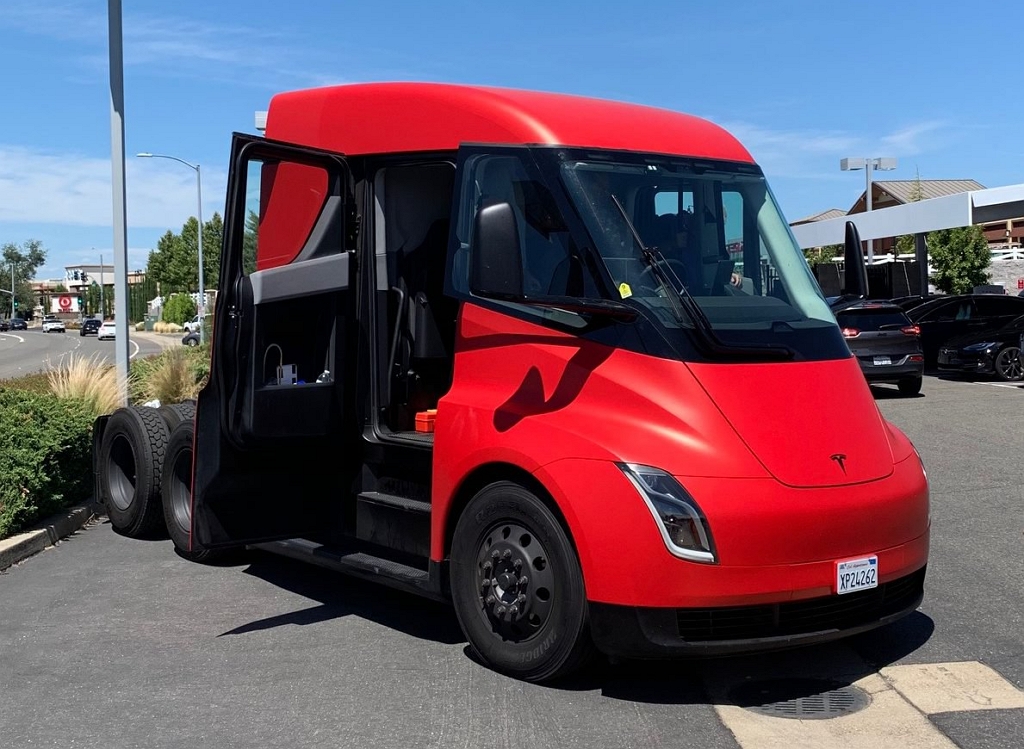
<box><xmin>830</xmin><ymin>453</ymin><xmax>848</xmax><ymax>473</ymax></box>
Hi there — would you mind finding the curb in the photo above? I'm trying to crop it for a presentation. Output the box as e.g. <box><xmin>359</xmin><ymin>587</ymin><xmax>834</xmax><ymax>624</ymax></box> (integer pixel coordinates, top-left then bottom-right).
<box><xmin>0</xmin><ymin>501</ymin><xmax>104</xmax><ymax>572</ymax></box>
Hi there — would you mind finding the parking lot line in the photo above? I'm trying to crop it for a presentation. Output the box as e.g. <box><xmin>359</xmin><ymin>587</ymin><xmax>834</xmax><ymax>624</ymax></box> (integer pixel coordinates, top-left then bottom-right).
<box><xmin>881</xmin><ymin>661</ymin><xmax>1024</xmax><ymax>714</ymax></box>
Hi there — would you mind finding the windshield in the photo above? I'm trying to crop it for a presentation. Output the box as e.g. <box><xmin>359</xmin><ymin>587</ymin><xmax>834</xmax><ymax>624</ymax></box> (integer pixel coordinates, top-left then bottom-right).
<box><xmin>559</xmin><ymin>153</ymin><xmax>837</xmax><ymax>347</ymax></box>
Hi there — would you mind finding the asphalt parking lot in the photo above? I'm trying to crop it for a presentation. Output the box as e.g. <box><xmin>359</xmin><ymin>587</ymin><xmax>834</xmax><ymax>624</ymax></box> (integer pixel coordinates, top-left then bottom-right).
<box><xmin>0</xmin><ymin>374</ymin><xmax>1022</xmax><ymax>748</ymax></box>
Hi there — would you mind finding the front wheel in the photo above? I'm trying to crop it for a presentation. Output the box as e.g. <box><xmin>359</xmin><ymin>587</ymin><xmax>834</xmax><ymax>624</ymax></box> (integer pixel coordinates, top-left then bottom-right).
<box><xmin>450</xmin><ymin>481</ymin><xmax>593</xmax><ymax>682</ymax></box>
<box><xmin>994</xmin><ymin>346</ymin><xmax>1023</xmax><ymax>381</ymax></box>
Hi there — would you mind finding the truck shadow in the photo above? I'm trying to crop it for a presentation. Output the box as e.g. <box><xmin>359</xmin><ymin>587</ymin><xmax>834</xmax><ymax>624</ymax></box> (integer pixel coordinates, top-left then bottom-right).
<box><xmin>221</xmin><ymin>549</ymin><xmax>935</xmax><ymax>708</ymax></box>
<box><xmin>217</xmin><ymin>550</ymin><xmax>465</xmax><ymax>645</ymax></box>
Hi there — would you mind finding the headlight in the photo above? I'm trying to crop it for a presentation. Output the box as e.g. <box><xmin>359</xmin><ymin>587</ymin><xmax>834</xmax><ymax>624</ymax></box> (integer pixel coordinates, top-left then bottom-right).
<box><xmin>619</xmin><ymin>463</ymin><xmax>716</xmax><ymax>564</ymax></box>
<box><xmin>963</xmin><ymin>341</ymin><xmax>999</xmax><ymax>352</ymax></box>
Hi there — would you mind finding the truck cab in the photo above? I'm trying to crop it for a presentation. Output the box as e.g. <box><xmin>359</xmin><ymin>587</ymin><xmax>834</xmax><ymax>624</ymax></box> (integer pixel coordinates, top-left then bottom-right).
<box><xmin>119</xmin><ymin>84</ymin><xmax>928</xmax><ymax>682</ymax></box>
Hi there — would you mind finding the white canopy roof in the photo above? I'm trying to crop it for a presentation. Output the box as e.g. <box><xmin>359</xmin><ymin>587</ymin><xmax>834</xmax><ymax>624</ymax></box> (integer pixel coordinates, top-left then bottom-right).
<box><xmin>790</xmin><ymin>183</ymin><xmax>1024</xmax><ymax>248</ymax></box>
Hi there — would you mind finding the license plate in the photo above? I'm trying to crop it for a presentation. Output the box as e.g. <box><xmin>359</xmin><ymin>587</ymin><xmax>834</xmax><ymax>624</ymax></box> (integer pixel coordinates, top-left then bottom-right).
<box><xmin>836</xmin><ymin>556</ymin><xmax>878</xmax><ymax>595</ymax></box>
<box><xmin>873</xmin><ymin>356</ymin><xmax>891</xmax><ymax>366</ymax></box>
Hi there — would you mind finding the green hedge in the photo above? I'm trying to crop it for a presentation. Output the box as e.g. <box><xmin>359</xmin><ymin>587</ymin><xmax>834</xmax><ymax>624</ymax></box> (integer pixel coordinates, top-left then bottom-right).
<box><xmin>0</xmin><ymin>390</ymin><xmax>94</xmax><ymax>539</ymax></box>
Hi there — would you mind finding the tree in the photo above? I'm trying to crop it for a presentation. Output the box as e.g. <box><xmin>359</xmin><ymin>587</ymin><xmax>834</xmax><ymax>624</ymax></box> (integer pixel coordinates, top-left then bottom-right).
<box><xmin>894</xmin><ymin>168</ymin><xmax>925</xmax><ymax>256</ymax></box>
<box><xmin>2</xmin><ymin>239</ymin><xmax>47</xmax><ymax>316</ymax></box>
<box><xmin>145</xmin><ymin>213</ymin><xmax>223</xmax><ymax>293</ymax></box>
<box><xmin>162</xmin><ymin>293</ymin><xmax>197</xmax><ymax>325</ymax></box>
<box><xmin>928</xmin><ymin>225</ymin><xmax>990</xmax><ymax>294</ymax></box>
<box><xmin>243</xmin><ymin>210</ymin><xmax>259</xmax><ymax>275</ymax></box>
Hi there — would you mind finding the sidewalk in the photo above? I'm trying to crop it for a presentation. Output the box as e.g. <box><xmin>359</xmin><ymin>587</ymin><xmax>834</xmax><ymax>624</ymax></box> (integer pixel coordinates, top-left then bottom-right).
<box><xmin>0</xmin><ymin>501</ymin><xmax>103</xmax><ymax>572</ymax></box>
<box><xmin>131</xmin><ymin>329</ymin><xmax>183</xmax><ymax>351</ymax></box>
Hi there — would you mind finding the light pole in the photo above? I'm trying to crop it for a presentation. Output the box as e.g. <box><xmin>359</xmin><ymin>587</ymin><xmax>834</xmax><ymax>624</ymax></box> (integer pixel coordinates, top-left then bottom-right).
<box><xmin>840</xmin><ymin>157</ymin><xmax>897</xmax><ymax>264</ymax></box>
<box><xmin>136</xmin><ymin>152</ymin><xmax>205</xmax><ymax>343</ymax></box>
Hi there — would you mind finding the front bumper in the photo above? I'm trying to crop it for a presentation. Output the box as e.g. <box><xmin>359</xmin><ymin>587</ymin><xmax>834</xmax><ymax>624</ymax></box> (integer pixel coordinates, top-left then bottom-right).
<box><xmin>937</xmin><ymin>349</ymin><xmax>994</xmax><ymax>376</ymax></box>
<box><xmin>590</xmin><ymin>565</ymin><xmax>925</xmax><ymax>658</ymax></box>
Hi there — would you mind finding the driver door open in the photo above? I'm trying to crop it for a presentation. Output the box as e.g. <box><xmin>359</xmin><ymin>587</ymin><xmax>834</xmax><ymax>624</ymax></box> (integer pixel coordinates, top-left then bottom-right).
<box><xmin>191</xmin><ymin>133</ymin><xmax>355</xmax><ymax>550</ymax></box>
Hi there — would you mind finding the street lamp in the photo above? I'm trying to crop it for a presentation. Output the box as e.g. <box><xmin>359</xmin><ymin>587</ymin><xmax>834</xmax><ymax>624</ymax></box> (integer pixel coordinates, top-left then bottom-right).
<box><xmin>840</xmin><ymin>157</ymin><xmax>898</xmax><ymax>264</ymax></box>
<box><xmin>136</xmin><ymin>152</ymin><xmax>206</xmax><ymax>343</ymax></box>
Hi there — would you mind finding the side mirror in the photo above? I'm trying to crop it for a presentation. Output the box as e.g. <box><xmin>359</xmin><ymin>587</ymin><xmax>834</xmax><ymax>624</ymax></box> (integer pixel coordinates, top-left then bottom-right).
<box><xmin>470</xmin><ymin>202</ymin><xmax>523</xmax><ymax>298</ymax></box>
<box><xmin>843</xmin><ymin>220</ymin><xmax>869</xmax><ymax>298</ymax></box>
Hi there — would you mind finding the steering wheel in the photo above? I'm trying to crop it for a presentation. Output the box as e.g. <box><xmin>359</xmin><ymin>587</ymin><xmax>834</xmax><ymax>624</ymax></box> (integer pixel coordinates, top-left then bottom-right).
<box><xmin>636</xmin><ymin>258</ymin><xmax>689</xmax><ymax>295</ymax></box>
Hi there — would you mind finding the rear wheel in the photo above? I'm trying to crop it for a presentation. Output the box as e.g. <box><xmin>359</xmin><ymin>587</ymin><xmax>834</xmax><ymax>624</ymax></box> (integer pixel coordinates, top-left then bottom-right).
<box><xmin>994</xmin><ymin>346</ymin><xmax>1023</xmax><ymax>381</ymax></box>
<box><xmin>161</xmin><ymin>420</ymin><xmax>217</xmax><ymax>562</ymax></box>
<box><xmin>450</xmin><ymin>481</ymin><xmax>593</xmax><ymax>682</ymax></box>
<box><xmin>98</xmin><ymin>406</ymin><xmax>169</xmax><ymax>538</ymax></box>
<box><xmin>157</xmin><ymin>401</ymin><xmax>196</xmax><ymax>431</ymax></box>
<box><xmin>897</xmin><ymin>377</ymin><xmax>922</xmax><ymax>396</ymax></box>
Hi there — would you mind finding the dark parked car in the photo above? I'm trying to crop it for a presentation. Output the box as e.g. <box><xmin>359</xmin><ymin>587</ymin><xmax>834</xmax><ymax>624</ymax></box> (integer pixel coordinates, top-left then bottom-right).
<box><xmin>80</xmin><ymin>318</ymin><xmax>102</xmax><ymax>336</ymax></box>
<box><xmin>906</xmin><ymin>294</ymin><xmax>1024</xmax><ymax>368</ymax></box>
<box><xmin>835</xmin><ymin>301</ymin><xmax>924</xmax><ymax>395</ymax></box>
<box><xmin>9</xmin><ymin>318</ymin><xmax>27</xmax><ymax>331</ymax></box>
<box><xmin>937</xmin><ymin>314</ymin><xmax>1024</xmax><ymax>381</ymax></box>
<box><xmin>0</xmin><ymin>319</ymin><xmax>8</xmax><ymax>332</ymax></box>
<box><xmin>181</xmin><ymin>331</ymin><xmax>200</xmax><ymax>347</ymax></box>
<box><xmin>887</xmin><ymin>294</ymin><xmax>938</xmax><ymax>312</ymax></box>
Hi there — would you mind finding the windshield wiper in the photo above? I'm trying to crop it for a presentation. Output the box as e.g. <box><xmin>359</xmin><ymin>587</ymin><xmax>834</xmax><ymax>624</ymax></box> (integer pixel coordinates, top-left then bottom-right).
<box><xmin>609</xmin><ymin>195</ymin><xmax>793</xmax><ymax>361</ymax></box>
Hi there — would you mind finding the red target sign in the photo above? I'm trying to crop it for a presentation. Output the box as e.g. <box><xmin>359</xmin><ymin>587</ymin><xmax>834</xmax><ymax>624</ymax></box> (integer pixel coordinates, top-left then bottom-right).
<box><xmin>58</xmin><ymin>295</ymin><xmax>72</xmax><ymax>310</ymax></box>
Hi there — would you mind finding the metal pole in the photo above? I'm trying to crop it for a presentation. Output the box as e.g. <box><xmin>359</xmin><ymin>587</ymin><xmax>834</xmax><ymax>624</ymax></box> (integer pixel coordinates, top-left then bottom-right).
<box><xmin>865</xmin><ymin>161</ymin><xmax>874</xmax><ymax>265</ymax></box>
<box><xmin>11</xmin><ymin>264</ymin><xmax>14</xmax><ymax>319</ymax></box>
<box><xmin>196</xmin><ymin>165</ymin><xmax>205</xmax><ymax>344</ymax></box>
<box><xmin>108</xmin><ymin>0</ymin><xmax>130</xmax><ymax>404</ymax></box>
<box><xmin>100</xmin><ymin>253</ymin><xmax>105</xmax><ymax>318</ymax></box>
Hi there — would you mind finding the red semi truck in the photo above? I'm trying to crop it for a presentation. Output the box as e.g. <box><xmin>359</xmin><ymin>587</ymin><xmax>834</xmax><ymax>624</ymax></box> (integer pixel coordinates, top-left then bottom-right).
<box><xmin>94</xmin><ymin>83</ymin><xmax>929</xmax><ymax>682</ymax></box>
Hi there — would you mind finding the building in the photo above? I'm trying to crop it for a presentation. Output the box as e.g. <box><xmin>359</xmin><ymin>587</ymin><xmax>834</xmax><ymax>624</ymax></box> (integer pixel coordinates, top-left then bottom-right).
<box><xmin>792</xmin><ymin>179</ymin><xmax>1024</xmax><ymax>252</ymax></box>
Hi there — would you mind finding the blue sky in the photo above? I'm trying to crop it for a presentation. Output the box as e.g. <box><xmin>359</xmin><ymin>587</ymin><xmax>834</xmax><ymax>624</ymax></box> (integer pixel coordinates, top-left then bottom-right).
<box><xmin>2</xmin><ymin>0</ymin><xmax>1022</xmax><ymax>280</ymax></box>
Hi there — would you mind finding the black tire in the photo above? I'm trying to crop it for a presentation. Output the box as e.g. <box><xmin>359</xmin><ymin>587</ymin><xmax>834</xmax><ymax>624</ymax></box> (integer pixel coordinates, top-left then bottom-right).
<box><xmin>450</xmin><ymin>481</ymin><xmax>594</xmax><ymax>682</ymax></box>
<box><xmin>161</xmin><ymin>420</ymin><xmax>218</xmax><ymax>562</ymax></box>
<box><xmin>98</xmin><ymin>406</ymin><xmax>170</xmax><ymax>538</ymax></box>
<box><xmin>994</xmin><ymin>346</ymin><xmax>1023</xmax><ymax>382</ymax></box>
<box><xmin>897</xmin><ymin>377</ymin><xmax>922</xmax><ymax>396</ymax></box>
<box><xmin>157</xmin><ymin>401</ymin><xmax>196</xmax><ymax>431</ymax></box>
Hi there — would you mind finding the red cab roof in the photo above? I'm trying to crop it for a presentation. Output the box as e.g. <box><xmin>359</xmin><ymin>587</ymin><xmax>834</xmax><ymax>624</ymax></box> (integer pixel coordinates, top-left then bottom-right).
<box><xmin>265</xmin><ymin>82</ymin><xmax>754</xmax><ymax>163</ymax></box>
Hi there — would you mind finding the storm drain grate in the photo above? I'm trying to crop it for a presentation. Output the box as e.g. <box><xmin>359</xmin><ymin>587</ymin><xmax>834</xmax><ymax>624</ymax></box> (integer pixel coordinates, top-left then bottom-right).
<box><xmin>728</xmin><ymin>678</ymin><xmax>871</xmax><ymax>720</ymax></box>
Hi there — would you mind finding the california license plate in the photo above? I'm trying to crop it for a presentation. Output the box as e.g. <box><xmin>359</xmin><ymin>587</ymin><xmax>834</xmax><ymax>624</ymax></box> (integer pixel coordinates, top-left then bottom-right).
<box><xmin>836</xmin><ymin>556</ymin><xmax>878</xmax><ymax>595</ymax></box>
<box><xmin>873</xmin><ymin>356</ymin><xmax>891</xmax><ymax>366</ymax></box>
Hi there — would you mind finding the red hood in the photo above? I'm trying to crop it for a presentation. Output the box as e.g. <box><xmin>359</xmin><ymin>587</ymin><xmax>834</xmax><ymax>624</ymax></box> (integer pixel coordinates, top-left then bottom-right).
<box><xmin>686</xmin><ymin>358</ymin><xmax>894</xmax><ymax>488</ymax></box>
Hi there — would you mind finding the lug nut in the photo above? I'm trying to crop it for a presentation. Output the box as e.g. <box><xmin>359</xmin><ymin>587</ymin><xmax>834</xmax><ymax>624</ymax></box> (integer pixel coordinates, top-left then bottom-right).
<box><xmin>496</xmin><ymin>605</ymin><xmax>506</xmax><ymax>616</ymax></box>
<box><xmin>481</xmin><ymin>579</ymin><xmax>492</xmax><ymax>589</ymax></box>
<box><xmin>519</xmin><ymin>576</ymin><xmax>529</xmax><ymax>587</ymax></box>
<box><xmin>485</xmin><ymin>595</ymin><xmax>496</xmax><ymax>605</ymax></box>
<box><xmin>509</xmin><ymin>604</ymin><xmax>519</xmax><ymax>616</ymax></box>
<box><xmin>517</xmin><ymin>593</ymin><xmax>526</xmax><ymax>604</ymax></box>
<box><xmin>513</xmin><ymin>559</ymin><xmax>523</xmax><ymax>572</ymax></box>
<box><xmin>483</xmin><ymin>562</ymin><xmax>492</xmax><ymax>574</ymax></box>
<box><xmin>501</xmin><ymin>550</ymin><xmax>512</xmax><ymax>560</ymax></box>
<box><xmin>491</xmin><ymin>550</ymin><xmax>500</xmax><ymax>560</ymax></box>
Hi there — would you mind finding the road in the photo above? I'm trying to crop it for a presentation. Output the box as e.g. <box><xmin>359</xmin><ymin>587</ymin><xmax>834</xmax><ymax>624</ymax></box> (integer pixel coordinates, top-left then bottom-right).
<box><xmin>0</xmin><ymin>376</ymin><xmax>1022</xmax><ymax>748</ymax></box>
<box><xmin>0</xmin><ymin>326</ymin><xmax>173</xmax><ymax>380</ymax></box>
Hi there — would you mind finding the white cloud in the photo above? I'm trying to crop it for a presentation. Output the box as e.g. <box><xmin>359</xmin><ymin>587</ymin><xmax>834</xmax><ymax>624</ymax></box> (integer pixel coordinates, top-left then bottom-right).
<box><xmin>0</xmin><ymin>145</ymin><xmax>225</xmax><ymax>229</ymax></box>
<box><xmin>715</xmin><ymin>120</ymin><xmax>950</xmax><ymax>179</ymax></box>
<box><xmin>1</xmin><ymin>1</ymin><xmax>335</xmax><ymax>88</ymax></box>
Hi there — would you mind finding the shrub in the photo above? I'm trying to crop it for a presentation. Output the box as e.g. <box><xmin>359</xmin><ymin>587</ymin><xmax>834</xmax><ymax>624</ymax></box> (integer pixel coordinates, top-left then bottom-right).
<box><xmin>153</xmin><ymin>321</ymin><xmax>183</xmax><ymax>334</ymax></box>
<box><xmin>162</xmin><ymin>293</ymin><xmax>196</xmax><ymax>326</ymax></box>
<box><xmin>131</xmin><ymin>346</ymin><xmax>210</xmax><ymax>404</ymax></box>
<box><xmin>135</xmin><ymin>321</ymin><xmax>145</xmax><ymax>332</ymax></box>
<box><xmin>47</xmin><ymin>353</ymin><xmax>126</xmax><ymax>419</ymax></box>
<box><xmin>0</xmin><ymin>389</ymin><xmax>93</xmax><ymax>539</ymax></box>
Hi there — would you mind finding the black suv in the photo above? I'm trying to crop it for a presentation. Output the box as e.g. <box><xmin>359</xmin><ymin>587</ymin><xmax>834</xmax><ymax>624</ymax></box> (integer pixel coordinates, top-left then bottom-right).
<box><xmin>835</xmin><ymin>301</ymin><xmax>924</xmax><ymax>395</ymax></box>
<box><xmin>80</xmin><ymin>318</ymin><xmax>102</xmax><ymax>337</ymax></box>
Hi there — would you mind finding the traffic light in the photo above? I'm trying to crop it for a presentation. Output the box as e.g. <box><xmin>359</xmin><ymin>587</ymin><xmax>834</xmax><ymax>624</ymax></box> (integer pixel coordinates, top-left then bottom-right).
<box><xmin>13</xmin><ymin>300</ymin><xmax>18</xmax><ymax>309</ymax></box>
<box><xmin>81</xmin><ymin>272</ymin><xmax>88</xmax><ymax>283</ymax></box>
<box><xmin>78</xmin><ymin>295</ymin><xmax>84</xmax><ymax>308</ymax></box>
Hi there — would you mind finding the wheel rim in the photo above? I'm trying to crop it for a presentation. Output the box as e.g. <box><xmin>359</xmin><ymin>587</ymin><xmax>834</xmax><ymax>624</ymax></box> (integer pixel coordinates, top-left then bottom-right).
<box><xmin>475</xmin><ymin>522</ymin><xmax>556</xmax><ymax>642</ymax></box>
<box><xmin>996</xmin><ymin>347</ymin><xmax>1023</xmax><ymax>380</ymax></box>
<box><xmin>167</xmin><ymin>446</ymin><xmax>193</xmax><ymax>535</ymax></box>
<box><xmin>106</xmin><ymin>434</ymin><xmax>137</xmax><ymax>511</ymax></box>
